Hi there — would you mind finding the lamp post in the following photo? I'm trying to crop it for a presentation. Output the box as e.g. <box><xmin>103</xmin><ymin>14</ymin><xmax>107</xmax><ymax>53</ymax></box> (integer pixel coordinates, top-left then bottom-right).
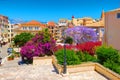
<box><xmin>62</xmin><ymin>30</ymin><xmax>67</xmax><ymax>74</ymax></box>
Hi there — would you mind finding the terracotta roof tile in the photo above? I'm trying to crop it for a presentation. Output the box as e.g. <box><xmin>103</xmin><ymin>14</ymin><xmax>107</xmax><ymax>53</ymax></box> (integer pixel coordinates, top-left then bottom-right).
<box><xmin>47</xmin><ymin>21</ymin><xmax>55</xmax><ymax>26</ymax></box>
<box><xmin>20</xmin><ymin>20</ymin><xmax>46</xmax><ymax>27</ymax></box>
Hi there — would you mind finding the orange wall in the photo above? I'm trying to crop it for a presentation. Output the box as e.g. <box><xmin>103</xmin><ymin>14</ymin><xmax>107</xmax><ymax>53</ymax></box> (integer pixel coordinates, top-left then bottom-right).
<box><xmin>105</xmin><ymin>11</ymin><xmax>120</xmax><ymax>50</ymax></box>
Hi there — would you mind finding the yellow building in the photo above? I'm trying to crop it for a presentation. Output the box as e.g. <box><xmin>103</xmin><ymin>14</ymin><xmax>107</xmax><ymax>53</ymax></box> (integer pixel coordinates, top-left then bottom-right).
<box><xmin>104</xmin><ymin>8</ymin><xmax>120</xmax><ymax>50</ymax></box>
<box><xmin>71</xmin><ymin>10</ymin><xmax>104</xmax><ymax>27</ymax></box>
<box><xmin>14</xmin><ymin>20</ymin><xmax>46</xmax><ymax>35</ymax></box>
<box><xmin>72</xmin><ymin>17</ymin><xmax>93</xmax><ymax>26</ymax></box>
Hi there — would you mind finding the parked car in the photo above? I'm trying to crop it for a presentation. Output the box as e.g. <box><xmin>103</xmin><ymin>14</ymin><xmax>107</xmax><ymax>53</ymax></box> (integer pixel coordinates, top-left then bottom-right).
<box><xmin>7</xmin><ymin>48</ymin><xmax>13</xmax><ymax>55</ymax></box>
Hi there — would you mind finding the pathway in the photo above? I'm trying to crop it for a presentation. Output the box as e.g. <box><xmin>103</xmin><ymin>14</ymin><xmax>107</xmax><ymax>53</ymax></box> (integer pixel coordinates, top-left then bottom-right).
<box><xmin>0</xmin><ymin>58</ymin><xmax>109</xmax><ymax>80</ymax></box>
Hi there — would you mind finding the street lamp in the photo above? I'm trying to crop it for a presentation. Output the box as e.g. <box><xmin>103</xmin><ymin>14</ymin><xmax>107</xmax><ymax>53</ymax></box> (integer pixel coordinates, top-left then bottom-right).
<box><xmin>62</xmin><ymin>30</ymin><xmax>67</xmax><ymax>74</ymax></box>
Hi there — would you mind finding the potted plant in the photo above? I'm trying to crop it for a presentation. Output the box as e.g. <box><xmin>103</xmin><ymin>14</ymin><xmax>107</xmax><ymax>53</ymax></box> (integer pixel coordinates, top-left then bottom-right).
<box><xmin>7</xmin><ymin>55</ymin><xmax>14</xmax><ymax>61</ymax></box>
<box><xmin>14</xmin><ymin>52</ymin><xmax>20</xmax><ymax>58</ymax></box>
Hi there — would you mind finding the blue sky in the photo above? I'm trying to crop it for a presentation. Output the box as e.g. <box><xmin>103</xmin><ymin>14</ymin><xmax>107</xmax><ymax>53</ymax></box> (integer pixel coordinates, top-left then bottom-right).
<box><xmin>0</xmin><ymin>0</ymin><xmax>120</xmax><ymax>22</ymax></box>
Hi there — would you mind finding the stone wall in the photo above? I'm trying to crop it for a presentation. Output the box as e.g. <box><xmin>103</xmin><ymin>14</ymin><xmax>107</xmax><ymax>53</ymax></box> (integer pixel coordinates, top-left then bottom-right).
<box><xmin>33</xmin><ymin>56</ymin><xmax>52</xmax><ymax>66</ymax></box>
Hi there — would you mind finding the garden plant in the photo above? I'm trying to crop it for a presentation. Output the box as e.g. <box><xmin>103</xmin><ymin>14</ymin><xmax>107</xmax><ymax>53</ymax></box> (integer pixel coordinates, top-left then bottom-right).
<box><xmin>20</xmin><ymin>28</ymin><xmax>56</xmax><ymax>64</ymax></box>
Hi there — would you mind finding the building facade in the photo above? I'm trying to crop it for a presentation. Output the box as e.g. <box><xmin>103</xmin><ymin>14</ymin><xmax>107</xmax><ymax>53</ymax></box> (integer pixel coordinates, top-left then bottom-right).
<box><xmin>0</xmin><ymin>15</ymin><xmax>9</xmax><ymax>43</ymax></box>
<box><xmin>7</xmin><ymin>23</ymin><xmax>16</xmax><ymax>43</ymax></box>
<box><xmin>14</xmin><ymin>20</ymin><xmax>46</xmax><ymax>35</ymax></box>
<box><xmin>71</xmin><ymin>11</ymin><xmax>104</xmax><ymax>41</ymax></box>
<box><xmin>104</xmin><ymin>8</ymin><xmax>120</xmax><ymax>50</ymax></box>
<box><xmin>57</xmin><ymin>19</ymin><xmax>68</xmax><ymax>42</ymax></box>
<box><xmin>47</xmin><ymin>21</ymin><xmax>58</xmax><ymax>40</ymax></box>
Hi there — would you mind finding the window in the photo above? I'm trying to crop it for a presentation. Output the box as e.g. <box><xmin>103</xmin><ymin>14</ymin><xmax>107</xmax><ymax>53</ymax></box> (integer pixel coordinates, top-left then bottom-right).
<box><xmin>29</xmin><ymin>27</ymin><xmax>33</xmax><ymax>30</ymax></box>
<box><xmin>11</xmin><ymin>34</ymin><xmax>13</xmax><ymax>36</ymax></box>
<box><xmin>23</xmin><ymin>27</ymin><xmax>27</xmax><ymax>30</ymax></box>
<box><xmin>35</xmin><ymin>27</ymin><xmax>39</xmax><ymax>30</ymax></box>
<box><xmin>11</xmin><ymin>30</ymin><xmax>13</xmax><ymax>32</ymax></box>
<box><xmin>117</xmin><ymin>13</ymin><xmax>120</xmax><ymax>18</ymax></box>
<box><xmin>11</xmin><ymin>25</ymin><xmax>13</xmax><ymax>28</ymax></box>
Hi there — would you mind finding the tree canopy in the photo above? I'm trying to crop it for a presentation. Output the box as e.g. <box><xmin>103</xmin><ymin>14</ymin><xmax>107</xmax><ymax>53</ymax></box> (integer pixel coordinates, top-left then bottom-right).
<box><xmin>13</xmin><ymin>32</ymin><xmax>34</xmax><ymax>47</ymax></box>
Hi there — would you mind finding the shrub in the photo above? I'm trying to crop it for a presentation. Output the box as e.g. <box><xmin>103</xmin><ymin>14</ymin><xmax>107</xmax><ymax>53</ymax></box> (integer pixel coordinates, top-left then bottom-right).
<box><xmin>55</xmin><ymin>49</ymin><xmax>81</xmax><ymax>65</ymax></box>
<box><xmin>65</xmin><ymin>36</ymin><xmax>73</xmax><ymax>44</ymax></box>
<box><xmin>76</xmin><ymin>41</ymin><xmax>101</xmax><ymax>55</ymax></box>
<box><xmin>20</xmin><ymin>28</ymin><xmax>56</xmax><ymax>62</ymax></box>
<box><xmin>96</xmin><ymin>45</ymin><xmax>120</xmax><ymax>64</ymax></box>
<box><xmin>8</xmin><ymin>54</ymin><xmax>14</xmax><ymax>59</ymax></box>
<box><xmin>76</xmin><ymin>51</ymin><xmax>97</xmax><ymax>62</ymax></box>
<box><xmin>54</xmin><ymin>44</ymin><xmax>75</xmax><ymax>52</ymax></box>
<box><xmin>13</xmin><ymin>32</ymin><xmax>34</xmax><ymax>47</ymax></box>
<box><xmin>103</xmin><ymin>60</ymin><xmax>120</xmax><ymax>74</ymax></box>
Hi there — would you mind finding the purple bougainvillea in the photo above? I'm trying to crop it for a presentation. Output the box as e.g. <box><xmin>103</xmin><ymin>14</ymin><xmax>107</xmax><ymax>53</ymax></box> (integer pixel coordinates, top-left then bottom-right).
<box><xmin>20</xmin><ymin>29</ymin><xmax>56</xmax><ymax>60</ymax></box>
<box><xmin>65</xmin><ymin>26</ymin><xmax>98</xmax><ymax>44</ymax></box>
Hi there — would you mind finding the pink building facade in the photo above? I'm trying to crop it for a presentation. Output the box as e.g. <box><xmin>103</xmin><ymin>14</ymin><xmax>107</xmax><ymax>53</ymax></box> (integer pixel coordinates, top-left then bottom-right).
<box><xmin>105</xmin><ymin>8</ymin><xmax>120</xmax><ymax>50</ymax></box>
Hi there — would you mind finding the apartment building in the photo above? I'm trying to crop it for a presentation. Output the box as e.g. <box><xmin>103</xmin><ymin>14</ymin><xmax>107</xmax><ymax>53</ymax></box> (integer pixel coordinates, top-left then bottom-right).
<box><xmin>0</xmin><ymin>15</ymin><xmax>9</xmax><ymax>43</ymax></box>
<box><xmin>14</xmin><ymin>20</ymin><xmax>46</xmax><ymax>35</ymax></box>
<box><xmin>104</xmin><ymin>8</ymin><xmax>120</xmax><ymax>50</ymax></box>
<box><xmin>47</xmin><ymin>21</ymin><xmax>57</xmax><ymax>40</ymax></box>
<box><xmin>57</xmin><ymin>19</ymin><xmax>68</xmax><ymax>42</ymax></box>
<box><xmin>7</xmin><ymin>23</ymin><xmax>16</xmax><ymax>43</ymax></box>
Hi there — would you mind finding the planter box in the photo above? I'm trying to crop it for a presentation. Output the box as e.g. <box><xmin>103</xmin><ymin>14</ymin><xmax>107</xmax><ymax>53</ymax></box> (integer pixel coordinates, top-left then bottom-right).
<box><xmin>67</xmin><ymin>62</ymin><xmax>95</xmax><ymax>73</ymax></box>
<box><xmin>52</xmin><ymin>56</ymin><xmax>63</xmax><ymax>74</ymax></box>
<box><xmin>95</xmin><ymin>63</ymin><xmax>120</xmax><ymax>80</ymax></box>
<box><xmin>33</xmin><ymin>56</ymin><xmax>52</xmax><ymax>65</ymax></box>
<box><xmin>52</xmin><ymin>55</ymin><xmax>120</xmax><ymax>80</ymax></box>
<box><xmin>7</xmin><ymin>57</ymin><xmax>14</xmax><ymax>61</ymax></box>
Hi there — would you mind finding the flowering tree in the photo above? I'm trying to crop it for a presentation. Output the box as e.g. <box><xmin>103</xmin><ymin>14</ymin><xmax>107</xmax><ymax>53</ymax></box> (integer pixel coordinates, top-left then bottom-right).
<box><xmin>20</xmin><ymin>28</ymin><xmax>56</xmax><ymax>61</ymax></box>
<box><xmin>65</xmin><ymin>26</ymin><xmax>98</xmax><ymax>44</ymax></box>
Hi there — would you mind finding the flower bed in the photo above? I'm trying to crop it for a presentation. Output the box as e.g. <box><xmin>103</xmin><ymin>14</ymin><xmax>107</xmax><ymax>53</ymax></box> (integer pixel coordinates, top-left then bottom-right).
<box><xmin>52</xmin><ymin>55</ymin><xmax>120</xmax><ymax>80</ymax></box>
<box><xmin>54</xmin><ymin>42</ymin><xmax>120</xmax><ymax>75</ymax></box>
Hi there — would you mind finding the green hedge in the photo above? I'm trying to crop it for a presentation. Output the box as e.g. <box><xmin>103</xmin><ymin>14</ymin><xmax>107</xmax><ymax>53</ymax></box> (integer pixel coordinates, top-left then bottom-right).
<box><xmin>55</xmin><ymin>45</ymin><xmax>120</xmax><ymax>75</ymax></box>
<box><xmin>55</xmin><ymin>49</ymin><xmax>81</xmax><ymax>65</ymax></box>
<box><xmin>103</xmin><ymin>60</ymin><xmax>120</xmax><ymax>74</ymax></box>
<box><xmin>96</xmin><ymin>45</ymin><xmax>120</xmax><ymax>64</ymax></box>
<box><xmin>96</xmin><ymin>45</ymin><xmax>120</xmax><ymax>74</ymax></box>
<box><xmin>76</xmin><ymin>51</ymin><xmax>97</xmax><ymax>62</ymax></box>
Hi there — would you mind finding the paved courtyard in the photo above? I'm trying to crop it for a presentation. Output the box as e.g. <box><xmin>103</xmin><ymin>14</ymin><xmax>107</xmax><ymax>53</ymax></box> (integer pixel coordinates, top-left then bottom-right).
<box><xmin>0</xmin><ymin>58</ymin><xmax>109</xmax><ymax>80</ymax></box>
